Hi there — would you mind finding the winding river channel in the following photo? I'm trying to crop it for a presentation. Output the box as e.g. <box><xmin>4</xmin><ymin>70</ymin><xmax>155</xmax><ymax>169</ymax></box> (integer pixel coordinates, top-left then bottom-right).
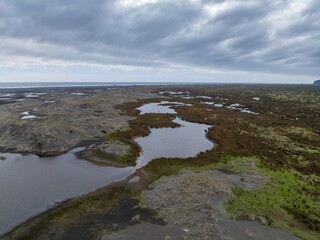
<box><xmin>0</xmin><ymin>101</ymin><xmax>214</xmax><ymax>235</ymax></box>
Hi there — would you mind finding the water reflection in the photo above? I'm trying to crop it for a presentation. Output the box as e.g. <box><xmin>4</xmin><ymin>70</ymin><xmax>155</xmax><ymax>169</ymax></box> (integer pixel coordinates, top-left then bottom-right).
<box><xmin>137</xmin><ymin>101</ymin><xmax>186</xmax><ymax>114</ymax></box>
<box><xmin>0</xmin><ymin>148</ymin><xmax>134</xmax><ymax>234</ymax></box>
<box><xmin>135</xmin><ymin>117</ymin><xmax>213</xmax><ymax>168</ymax></box>
<box><xmin>0</xmin><ymin>101</ymin><xmax>214</xmax><ymax>235</ymax></box>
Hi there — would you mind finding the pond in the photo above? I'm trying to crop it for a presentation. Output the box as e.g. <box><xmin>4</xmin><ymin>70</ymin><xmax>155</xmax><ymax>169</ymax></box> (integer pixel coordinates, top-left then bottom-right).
<box><xmin>135</xmin><ymin>117</ymin><xmax>214</xmax><ymax>168</ymax></box>
<box><xmin>137</xmin><ymin>101</ymin><xmax>186</xmax><ymax>114</ymax></box>
<box><xmin>0</xmin><ymin>101</ymin><xmax>214</xmax><ymax>235</ymax></box>
<box><xmin>0</xmin><ymin>148</ymin><xmax>134</xmax><ymax>235</ymax></box>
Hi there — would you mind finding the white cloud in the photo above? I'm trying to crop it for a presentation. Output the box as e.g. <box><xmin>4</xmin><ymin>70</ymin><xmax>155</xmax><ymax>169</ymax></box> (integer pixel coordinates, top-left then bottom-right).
<box><xmin>204</xmin><ymin>1</ymin><xmax>239</xmax><ymax>17</ymax></box>
<box><xmin>267</xmin><ymin>0</ymin><xmax>312</xmax><ymax>35</ymax></box>
<box><xmin>0</xmin><ymin>0</ymin><xmax>318</xmax><ymax>83</ymax></box>
<box><xmin>118</xmin><ymin>0</ymin><xmax>160</xmax><ymax>8</ymax></box>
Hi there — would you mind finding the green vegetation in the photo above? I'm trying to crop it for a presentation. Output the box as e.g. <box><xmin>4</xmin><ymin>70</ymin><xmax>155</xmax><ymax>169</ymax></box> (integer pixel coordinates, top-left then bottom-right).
<box><xmin>111</xmin><ymin>86</ymin><xmax>320</xmax><ymax>239</ymax></box>
<box><xmin>222</xmin><ymin>157</ymin><xmax>320</xmax><ymax>240</ymax></box>
<box><xmin>153</xmin><ymin>85</ymin><xmax>320</xmax><ymax>239</ymax></box>
<box><xmin>194</xmin><ymin>155</ymin><xmax>320</xmax><ymax>240</ymax></box>
<box><xmin>267</xmin><ymin>90</ymin><xmax>320</xmax><ymax>104</ymax></box>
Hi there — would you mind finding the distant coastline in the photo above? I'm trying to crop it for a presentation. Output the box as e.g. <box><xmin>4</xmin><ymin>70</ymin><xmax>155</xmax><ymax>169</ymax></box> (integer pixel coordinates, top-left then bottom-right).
<box><xmin>0</xmin><ymin>82</ymin><xmax>178</xmax><ymax>89</ymax></box>
<box><xmin>0</xmin><ymin>82</ymin><xmax>315</xmax><ymax>89</ymax></box>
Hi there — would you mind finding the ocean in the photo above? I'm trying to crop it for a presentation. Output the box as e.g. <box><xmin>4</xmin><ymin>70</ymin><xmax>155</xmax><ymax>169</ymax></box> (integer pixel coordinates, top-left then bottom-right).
<box><xmin>0</xmin><ymin>82</ymin><xmax>197</xmax><ymax>89</ymax></box>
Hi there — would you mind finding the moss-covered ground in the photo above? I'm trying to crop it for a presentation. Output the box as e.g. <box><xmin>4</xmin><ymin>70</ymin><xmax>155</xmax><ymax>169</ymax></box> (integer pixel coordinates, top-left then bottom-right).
<box><xmin>204</xmin><ymin>156</ymin><xmax>320</xmax><ymax>240</ymax></box>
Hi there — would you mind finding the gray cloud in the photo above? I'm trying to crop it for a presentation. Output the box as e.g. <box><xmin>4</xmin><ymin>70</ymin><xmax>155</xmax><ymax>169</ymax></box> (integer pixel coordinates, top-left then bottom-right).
<box><xmin>0</xmin><ymin>0</ymin><xmax>319</xmax><ymax>79</ymax></box>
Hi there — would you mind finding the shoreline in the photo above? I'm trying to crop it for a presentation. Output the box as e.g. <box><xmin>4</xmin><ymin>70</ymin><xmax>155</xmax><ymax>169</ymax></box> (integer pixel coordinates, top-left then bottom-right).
<box><xmin>0</xmin><ymin>167</ymin><xmax>151</xmax><ymax>239</ymax></box>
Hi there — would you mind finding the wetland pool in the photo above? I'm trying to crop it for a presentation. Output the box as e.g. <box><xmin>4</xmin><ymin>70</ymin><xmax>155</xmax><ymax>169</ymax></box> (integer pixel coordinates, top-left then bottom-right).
<box><xmin>0</xmin><ymin>101</ymin><xmax>214</xmax><ymax>235</ymax></box>
<box><xmin>135</xmin><ymin>117</ymin><xmax>213</xmax><ymax>167</ymax></box>
<box><xmin>137</xmin><ymin>101</ymin><xmax>190</xmax><ymax>114</ymax></box>
<box><xmin>0</xmin><ymin>148</ymin><xmax>134</xmax><ymax>235</ymax></box>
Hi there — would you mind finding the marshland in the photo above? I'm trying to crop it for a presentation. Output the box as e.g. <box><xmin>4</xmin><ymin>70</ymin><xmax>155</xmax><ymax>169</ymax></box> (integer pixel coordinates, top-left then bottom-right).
<box><xmin>0</xmin><ymin>84</ymin><xmax>319</xmax><ymax>240</ymax></box>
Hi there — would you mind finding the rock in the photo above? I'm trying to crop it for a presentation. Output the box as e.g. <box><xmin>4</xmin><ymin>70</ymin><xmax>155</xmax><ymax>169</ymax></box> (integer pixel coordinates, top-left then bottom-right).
<box><xmin>245</xmin><ymin>228</ymin><xmax>253</xmax><ymax>237</ymax></box>
<box><xmin>248</xmin><ymin>214</ymin><xmax>256</xmax><ymax>221</ymax></box>
<box><xmin>131</xmin><ymin>214</ymin><xmax>141</xmax><ymax>222</ymax></box>
<box><xmin>313</xmin><ymin>80</ymin><xmax>320</xmax><ymax>85</ymax></box>
<box><xmin>259</xmin><ymin>216</ymin><xmax>269</xmax><ymax>225</ymax></box>
<box><xmin>0</xmin><ymin>156</ymin><xmax>6</xmax><ymax>161</ymax></box>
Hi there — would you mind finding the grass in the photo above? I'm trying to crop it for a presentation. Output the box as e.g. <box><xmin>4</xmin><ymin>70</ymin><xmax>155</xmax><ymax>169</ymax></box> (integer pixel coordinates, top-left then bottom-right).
<box><xmin>223</xmin><ymin>158</ymin><xmax>320</xmax><ymax>240</ymax></box>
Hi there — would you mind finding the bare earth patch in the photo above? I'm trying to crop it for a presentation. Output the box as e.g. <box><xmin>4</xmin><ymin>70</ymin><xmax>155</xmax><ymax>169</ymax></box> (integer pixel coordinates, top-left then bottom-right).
<box><xmin>0</xmin><ymin>87</ymin><xmax>158</xmax><ymax>155</ymax></box>
<box><xmin>76</xmin><ymin>140</ymin><xmax>131</xmax><ymax>167</ymax></box>
<box><xmin>105</xmin><ymin>159</ymin><xmax>302</xmax><ymax>240</ymax></box>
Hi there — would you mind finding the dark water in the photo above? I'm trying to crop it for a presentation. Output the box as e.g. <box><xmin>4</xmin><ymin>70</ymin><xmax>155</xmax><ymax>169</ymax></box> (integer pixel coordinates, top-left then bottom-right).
<box><xmin>136</xmin><ymin>102</ymin><xmax>213</xmax><ymax>168</ymax></box>
<box><xmin>0</xmin><ymin>148</ymin><xmax>134</xmax><ymax>235</ymax></box>
<box><xmin>135</xmin><ymin>118</ymin><xmax>213</xmax><ymax>167</ymax></box>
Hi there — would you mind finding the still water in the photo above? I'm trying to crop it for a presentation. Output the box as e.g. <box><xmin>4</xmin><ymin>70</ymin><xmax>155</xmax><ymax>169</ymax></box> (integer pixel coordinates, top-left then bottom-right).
<box><xmin>135</xmin><ymin>118</ymin><xmax>213</xmax><ymax>167</ymax></box>
<box><xmin>0</xmin><ymin>101</ymin><xmax>214</xmax><ymax>235</ymax></box>
<box><xmin>0</xmin><ymin>148</ymin><xmax>134</xmax><ymax>235</ymax></box>
<box><xmin>137</xmin><ymin>101</ymin><xmax>187</xmax><ymax>114</ymax></box>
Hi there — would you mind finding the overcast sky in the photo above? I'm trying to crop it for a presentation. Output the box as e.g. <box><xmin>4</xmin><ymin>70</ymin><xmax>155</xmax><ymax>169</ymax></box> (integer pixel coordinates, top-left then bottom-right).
<box><xmin>0</xmin><ymin>0</ymin><xmax>319</xmax><ymax>83</ymax></box>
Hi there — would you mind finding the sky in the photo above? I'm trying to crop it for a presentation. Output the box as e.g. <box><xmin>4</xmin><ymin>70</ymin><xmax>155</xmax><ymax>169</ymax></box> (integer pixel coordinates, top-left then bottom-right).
<box><xmin>0</xmin><ymin>0</ymin><xmax>319</xmax><ymax>84</ymax></box>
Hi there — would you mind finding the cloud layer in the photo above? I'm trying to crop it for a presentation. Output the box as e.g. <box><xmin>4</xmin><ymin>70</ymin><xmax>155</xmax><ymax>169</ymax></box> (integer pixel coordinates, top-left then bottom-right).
<box><xmin>0</xmin><ymin>0</ymin><xmax>319</xmax><ymax>82</ymax></box>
